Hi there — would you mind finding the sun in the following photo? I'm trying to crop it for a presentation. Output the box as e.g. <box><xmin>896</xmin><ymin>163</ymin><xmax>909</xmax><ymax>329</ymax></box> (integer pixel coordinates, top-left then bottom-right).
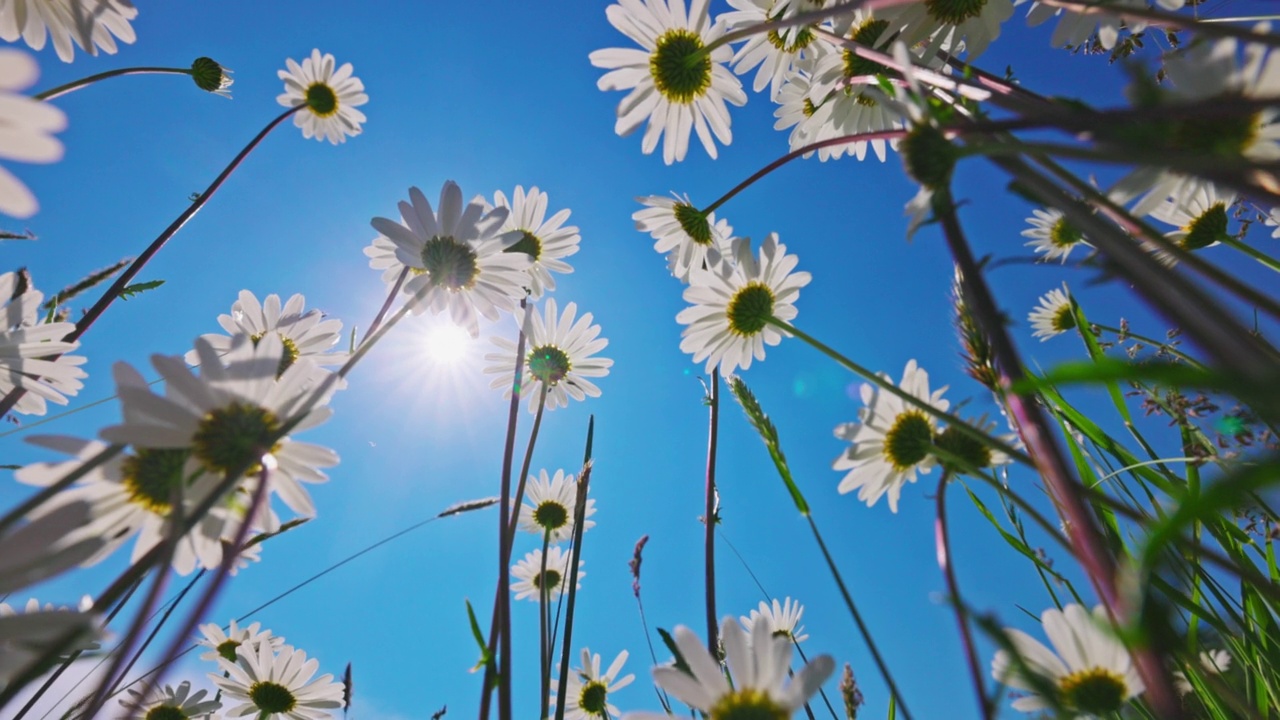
<box><xmin>424</xmin><ymin>322</ymin><xmax>472</xmax><ymax>364</ymax></box>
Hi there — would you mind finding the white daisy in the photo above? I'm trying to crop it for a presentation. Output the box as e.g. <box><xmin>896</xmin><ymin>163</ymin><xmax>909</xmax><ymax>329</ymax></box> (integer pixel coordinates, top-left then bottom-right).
<box><xmin>277</xmin><ymin>49</ymin><xmax>368</xmax><ymax>145</ymax></box>
<box><xmin>677</xmin><ymin>233</ymin><xmax>811</xmax><ymax>376</ymax></box>
<box><xmin>0</xmin><ymin>49</ymin><xmax>65</xmax><ymax>218</ymax></box>
<box><xmin>0</xmin><ymin>499</ymin><xmax>101</xmax><ymax>594</ymax></box>
<box><xmin>15</xmin><ymin>435</ymin><xmax>233</xmax><ymax>575</ymax></box>
<box><xmin>741</xmin><ymin>597</ymin><xmax>809</xmax><ymax>645</ymax></box>
<box><xmin>0</xmin><ymin>598</ymin><xmax>102</xmax><ymax>686</ymax></box>
<box><xmin>186</xmin><ymin>290</ymin><xmax>347</xmax><ymax>370</ymax></box>
<box><xmin>0</xmin><ymin>271</ymin><xmax>86</xmax><ymax>415</ymax></box>
<box><xmin>720</xmin><ymin>0</ymin><xmax>830</xmax><ymax>100</ymax></box>
<box><xmin>370</xmin><ymin>181</ymin><xmax>529</xmax><ymax>337</ymax></box>
<box><xmin>1265</xmin><ymin>206</ymin><xmax>1280</xmax><ymax>238</ymax></box>
<box><xmin>119</xmin><ymin>680</ymin><xmax>221</xmax><ymax>719</ymax></box>
<box><xmin>833</xmin><ymin>359</ymin><xmax>950</xmax><ymax>513</ymax></box>
<box><xmin>492</xmin><ymin>185</ymin><xmax>580</xmax><ymax>299</ymax></box>
<box><xmin>621</xmin><ymin>616</ymin><xmax>834</xmax><ymax>719</ymax></box>
<box><xmin>198</xmin><ymin>618</ymin><xmax>283</xmax><ymax>664</ymax></box>
<box><xmin>1173</xmin><ymin>649</ymin><xmax>1231</xmax><ymax>695</ymax></box>
<box><xmin>483</xmin><ymin>298</ymin><xmax>613</xmax><ymax>412</ymax></box>
<box><xmin>0</xmin><ymin>0</ymin><xmax>137</xmax><ymax>63</ymax></box>
<box><xmin>634</xmin><ymin>194</ymin><xmax>735</xmax><ymax>282</ymax></box>
<box><xmin>590</xmin><ymin>0</ymin><xmax>747</xmax><ymax>164</ymax></box>
<box><xmin>1022</xmin><ymin>0</ymin><xmax>1185</xmax><ymax>51</ymax></box>
<box><xmin>1022</xmin><ymin>207</ymin><xmax>1091</xmax><ymax>263</ymax></box>
<box><xmin>511</xmin><ymin>545</ymin><xmax>582</xmax><ymax>602</ymax></box>
<box><xmin>517</xmin><ymin>468</ymin><xmax>597</xmax><ymax>543</ymax></box>
<box><xmin>211</xmin><ymin>642</ymin><xmax>344</xmax><ymax>720</ymax></box>
<box><xmin>1147</xmin><ymin>182</ymin><xmax>1237</xmax><ymax>262</ymax></box>
<box><xmin>100</xmin><ymin>333</ymin><xmax>339</xmax><ymax>526</ymax></box>
<box><xmin>363</xmin><ymin>234</ymin><xmax>408</xmax><ymax>287</ymax></box>
<box><xmin>773</xmin><ymin>70</ymin><xmax>828</xmax><ymax>158</ymax></box>
<box><xmin>556</xmin><ymin>648</ymin><xmax>635</xmax><ymax>720</ymax></box>
<box><xmin>1028</xmin><ymin>286</ymin><xmax>1075</xmax><ymax>341</ymax></box>
<box><xmin>879</xmin><ymin>0</ymin><xmax>1015</xmax><ymax>61</ymax></box>
<box><xmin>991</xmin><ymin>603</ymin><xmax>1144</xmax><ymax>716</ymax></box>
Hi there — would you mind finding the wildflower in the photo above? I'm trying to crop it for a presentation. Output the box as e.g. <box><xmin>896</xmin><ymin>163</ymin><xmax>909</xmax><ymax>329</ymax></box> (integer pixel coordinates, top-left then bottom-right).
<box><xmin>517</xmin><ymin>469</ymin><xmax>596</xmax><ymax>543</ymax></box>
<box><xmin>1028</xmin><ymin>286</ymin><xmax>1075</xmax><ymax>341</ymax></box>
<box><xmin>511</xmin><ymin>546</ymin><xmax>582</xmax><ymax>602</ymax></box>
<box><xmin>740</xmin><ymin>597</ymin><xmax>809</xmax><ymax>644</ymax></box>
<box><xmin>0</xmin><ymin>50</ymin><xmax>66</xmax><ymax>218</ymax></box>
<box><xmin>634</xmin><ymin>194</ymin><xmax>734</xmax><ymax>282</ymax></box>
<box><xmin>120</xmin><ymin>680</ymin><xmax>221</xmax><ymax>719</ymax></box>
<box><xmin>492</xmin><ymin>185</ymin><xmax>580</xmax><ymax>299</ymax></box>
<box><xmin>198</xmin><ymin>619</ymin><xmax>283</xmax><ymax>663</ymax></box>
<box><xmin>556</xmin><ymin>648</ymin><xmax>635</xmax><ymax>719</ymax></box>
<box><xmin>187</xmin><ymin>290</ymin><xmax>347</xmax><ymax>373</ymax></box>
<box><xmin>1022</xmin><ymin>208</ymin><xmax>1091</xmax><ymax>263</ymax></box>
<box><xmin>0</xmin><ymin>0</ymin><xmax>137</xmax><ymax>62</ymax></box>
<box><xmin>278</xmin><ymin>49</ymin><xmax>368</xmax><ymax>144</ymax></box>
<box><xmin>0</xmin><ymin>271</ymin><xmax>85</xmax><ymax>415</ymax></box>
<box><xmin>211</xmin><ymin>643</ymin><xmax>345</xmax><ymax>719</ymax></box>
<box><xmin>485</xmin><ymin>298</ymin><xmax>612</xmax><ymax>412</ymax></box>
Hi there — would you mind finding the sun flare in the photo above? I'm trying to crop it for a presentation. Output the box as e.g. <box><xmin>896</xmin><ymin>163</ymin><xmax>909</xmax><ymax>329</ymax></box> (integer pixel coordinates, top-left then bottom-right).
<box><xmin>425</xmin><ymin>322</ymin><xmax>473</xmax><ymax>364</ymax></box>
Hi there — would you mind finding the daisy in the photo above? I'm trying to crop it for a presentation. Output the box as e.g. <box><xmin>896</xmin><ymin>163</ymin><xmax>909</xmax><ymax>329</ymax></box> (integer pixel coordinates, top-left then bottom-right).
<box><xmin>16</xmin><ymin>434</ymin><xmax>233</xmax><ymax>575</ymax></box>
<box><xmin>1028</xmin><ymin>286</ymin><xmax>1075</xmax><ymax>341</ymax></box>
<box><xmin>517</xmin><ymin>469</ymin><xmax>597</xmax><ymax>543</ymax></box>
<box><xmin>0</xmin><ymin>598</ymin><xmax>102</xmax><ymax>686</ymax></box>
<box><xmin>590</xmin><ymin>0</ymin><xmax>747</xmax><ymax>164</ymax></box>
<box><xmin>369</xmin><ymin>181</ymin><xmax>529</xmax><ymax>337</ymax></box>
<box><xmin>1022</xmin><ymin>207</ymin><xmax>1091</xmax><ymax>263</ymax></box>
<box><xmin>832</xmin><ymin>359</ymin><xmax>949</xmax><ymax>512</ymax></box>
<box><xmin>933</xmin><ymin>414</ymin><xmax>1016</xmax><ymax>474</ymax></box>
<box><xmin>100</xmin><ymin>333</ymin><xmax>340</xmax><ymax>525</ymax></box>
<box><xmin>0</xmin><ymin>0</ymin><xmax>137</xmax><ymax>63</ymax></box>
<box><xmin>119</xmin><ymin>680</ymin><xmax>221</xmax><ymax>719</ymax></box>
<box><xmin>0</xmin><ymin>271</ymin><xmax>86</xmax><ymax>415</ymax></box>
<box><xmin>741</xmin><ymin>597</ymin><xmax>809</xmax><ymax>644</ymax></box>
<box><xmin>1022</xmin><ymin>0</ymin><xmax>1185</xmax><ymax>51</ymax></box>
<box><xmin>484</xmin><ymin>299</ymin><xmax>613</xmax><ymax>412</ymax></box>
<box><xmin>511</xmin><ymin>546</ymin><xmax>582</xmax><ymax>602</ymax></box>
<box><xmin>185</xmin><ymin>290</ymin><xmax>347</xmax><ymax>371</ymax></box>
<box><xmin>198</xmin><ymin>618</ymin><xmax>283</xmax><ymax>663</ymax></box>
<box><xmin>0</xmin><ymin>50</ymin><xmax>65</xmax><ymax>218</ymax></box>
<box><xmin>492</xmin><ymin>185</ymin><xmax>580</xmax><ymax>299</ymax></box>
<box><xmin>620</xmin><ymin>616</ymin><xmax>834</xmax><ymax>719</ymax></box>
<box><xmin>634</xmin><ymin>194</ymin><xmax>735</xmax><ymax>282</ymax></box>
<box><xmin>991</xmin><ymin>603</ymin><xmax>1144</xmax><ymax>716</ymax></box>
<box><xmin>1173</xmin><ymin>649</ymin><xmax>1231</xmax><ymax>695</ymax></box>
<box><xmin>211</xmin><ymin>642</ymin><xmax>344</xmax><ymax>720</ymax></box>
<box><xmin>773</xmin><ymin>70</ymin><xmax>828</xmax><ymax>158</ymax></box>
<box><xmin>1265</xmin><ymin>206</ymin><xmax>1280</xmax><ymax>238</ymax></box>
<box><xmin>720</xmin><ymin>0</ymin><xmax>830</xmax><ymax>100</ymax></box>
<box><xmin>277</xmin><ymin>49</ymin><xmax>368</xmax><ymax>144</ymax></box>
<box><xmin>0</xmin><ymin>499</ymin><xmax>100</xmax><ymax>593</ymax></box>
<box><xmin>677</xmin><ymin>233</ymin><xmax>812</xmax><ymax>376</ymax></box>
<box><xmin>1147</xmin><ymin>182</ymin><xmax>1237</xmax><ymax>263</ymax></box>
<box><xmin>556</xmin><ymin>648</ymin><xmax>635</xmax><ymax>720</ymax></box>
<box><xmin>878</xmin><ymin>0</ymin><xmax>1014</xmax><ymax>61</ymax></box>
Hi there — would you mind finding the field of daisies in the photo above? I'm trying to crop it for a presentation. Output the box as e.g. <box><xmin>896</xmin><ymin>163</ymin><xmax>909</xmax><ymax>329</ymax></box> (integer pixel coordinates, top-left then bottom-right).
<box><xmin>2</xmin><ymin>0</ymin><xmax>1280</xmax><ymax>718</ymax></box>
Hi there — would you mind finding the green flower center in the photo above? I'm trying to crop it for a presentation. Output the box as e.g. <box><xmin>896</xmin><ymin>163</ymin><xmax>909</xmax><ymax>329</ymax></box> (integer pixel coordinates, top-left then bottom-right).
<box><xmin>249</xmin><ymin>680</ymin><xmax>297</xmax><ymax>714</ymax></box>
<box><xmin>1052</xmin><ymin>304</ymin><xmax>1077</xmax><ymax>333</ymax></box>
<box><xmin>1171</xmin><ymin>109</ymin><xmax>1259</xmax><ymax>158</ymax></box>
<box><xmin>216</xmin><ymin>639</ymin><xmax>241</xmax><ymax>662</ymax></box>
<box><xmin>533</xmin><ymin>568</ymin><xmax>562</xmax><ymax>591</ymax></box>
<box><xmin>924</xmin><ymin>0</ymin><xmax>989</xmax><ymax>25</ymax></box>
<box><xmin>766</xmin><ymin>18</ymin><xmax>815</xmax><ymax>53</ymax></box>
<box><xmin>421</xmin><ymin>235</ymin><xmax>480</xmax><ymax>292</ymax></box>
<box><xmin>528</xmin><ymin>344</ymin><xmax>572</xmax><ymax>385</ymax></box>
<box><xmin>709</xmin><ymin>687</ymin><xmax>788</xmax><ymax>720</ymax></box>
<box><xmin>191</xmin><ymin>402</ymin><xmax>282</xmax><ymax>477</ymax></box>
<box><xmin>1180</xmin><ymin>203</ymin><xmax>1229</xmax><ymax>251</ymax></box>
<box><xmin>505</xmin><ymin>230</ymin><xmax>543</xmax><ymax>261</ymax></box>
<box><xmin>122</xmin><ymin>448</ymin><xmax>191</xmax><ymax>514</ymax></box>
<box><xmin>933</xmin><ymin>425</ymin><xmax>993</xmax><ymax>473</ymax></box>
<box><xmin>1059</xmin><ymin>667</ymin><xmax>1128</xmax><ymax>715</ymax></box>
<box><xmin>250</xmin><ymin>332</ymin><xmax>301</xmax><ymax>376</ymax></box>
<box><xmin>304</xmin><ymin>82</ymin><xmax>338</xmax><ymax>117</ymax></box>
<box><xmin>842</xmin><ymin>19</ymin><xmax>891</xmax><ymax>80</ymax></box>
<box><xmin>190</xmin><ymin>56</ymin><xmax>230</xmax><ymax>94</ymax></box>
<box><xmin>579</xmin><ymin>680</ymin><xmax>609</xmax><ymax>716</ymax></box>
<box><xmin>726</xmin><ymin>282</ymin><xmax>775</xmax><ymax>337</ymax></box>
<box><xmin>533</xmin><ymin>500</ymin><xmax>569</xmax><ymax>531</ymax></box>
<box><xmin>144</xmin><ymin>705</ymin><xmax>188</xmax><ymax>720</ymax></box>
<box><xmin>883</xmin><ymin>410</ymin><xmax>933</xmax><ymax>471</ymax></box>
<box><xmin>650</xmin><ymin>29</ymin><xmax>712</xmax><ymax>104</ymax></box>
<box><xmin>673</xmin><ymin>202</ymin><xmax>712</xmax><ymax>246</ymax></box>
<box><xmin>901</xmin><ymin>124</ymin><xmax>956</xmax><ymax>190</ymax></box>
<box><xmin>1049</xmin><ymin>217</ymin><xmax>1083</xmax><ymax>248</ymax></box>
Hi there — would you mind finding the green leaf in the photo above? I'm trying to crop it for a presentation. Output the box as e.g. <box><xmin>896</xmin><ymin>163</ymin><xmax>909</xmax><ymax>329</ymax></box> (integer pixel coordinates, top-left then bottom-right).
<box><xmin>656</xmin><ymin>627</ymin><xmax>694</xmax><ymax>677</ymax></box>
<box><xmin>118</xmin><ymin>279</ymin><xmax>165</xmax><ymax>301</ymax></box>
<box><xmin>1014</xmin><ymin>357</ymin><xmax>1239</xmax><ymax>395</ymax></box>
<box><xmin>465</xmin><ymin>599</ymin><xmax>493</xmax><ymax>674</ymax></box>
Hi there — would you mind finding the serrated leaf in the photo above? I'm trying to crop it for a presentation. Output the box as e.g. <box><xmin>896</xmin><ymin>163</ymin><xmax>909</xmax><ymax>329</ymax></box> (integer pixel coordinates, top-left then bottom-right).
<box><xmin>656</xmin><ymin>627</ymin><xmax>693</xmax><ymax>677</ymax></box>
<box><xmin>119</xmin><ymin>279</ymin><xmax>165</xmax><ymax>301</ymax></box>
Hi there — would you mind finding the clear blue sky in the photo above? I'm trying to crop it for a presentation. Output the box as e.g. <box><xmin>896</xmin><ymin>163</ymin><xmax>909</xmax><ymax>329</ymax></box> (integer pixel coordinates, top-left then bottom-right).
<box><xmin>4</xmin><ymin>1</ymin><xmax>1278</xmax><ymax>718</ymax></box>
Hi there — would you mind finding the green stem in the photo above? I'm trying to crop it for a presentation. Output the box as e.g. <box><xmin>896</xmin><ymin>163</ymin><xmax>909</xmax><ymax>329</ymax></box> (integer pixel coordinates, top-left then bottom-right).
<box><xmin>34</xmin><ymin>67</ymin><xmax>191</xmax><ymax>101</ymax></box>
<box><xmin>703</xmin><ymin>374</ymin><xmax>720</xmax><ymax>656</ymax></box>
<box><xmin>552</xmin><ymin>457</ymin><xmax>593</xmax><ymax>720</ymax></box>
<box><xmin>934</xmin><ymin>473</ymin><xmax>993</xmax><ymax>720</ymax></box>
<box><xmin>1222</xmin><ymin>236</ymin><xmax>1280</xmax><ymax>273</ymax></box>
<box><xmin>539</xmin><ymin>530</ymin><xmax>552</xmax><ymax>720</ymax></box>
<box><xmin>766</xmin><ymin>316</ymin><xmax>1033</xmax><ymax>466</ymax></box>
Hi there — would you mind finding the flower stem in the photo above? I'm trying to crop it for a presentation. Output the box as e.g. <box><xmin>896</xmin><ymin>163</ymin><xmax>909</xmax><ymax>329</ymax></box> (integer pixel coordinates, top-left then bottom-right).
<box><xmin>0</xmin><ymin>104</ymin><xmax>304</xmax><ymax>420</ymax></box>
<box><xmin>698</xmin><ymin>0</ymin><xmax>920</xmax><ymax>56</ymax></box>
<box><xmin>1040</xmin><ymin>0</ymin><xmax>1280</xmax><ymax>46</ymax></box>
<box><xmin>765</xmin><ymin>316</ymin><xmax>1032</xmax><ymax>466</ymax></box>
<box><xmin>934</xmin><ymin>473</ymin><xmax>993</xmax><ymax>720</ymax></box>
<box><xmin>703</xmin><ymin>373</ymin><xmax>720</xmax><ymax>657</ymax></box>
<box><xmin>361</xmin><ymin>267</ymin><xmax>409</xmax><ymax>345</ymax></box>
<box><xmin>539</xmin><ymin>530</ymin><xmax>552</xmax><ymax>720</ymax></box>
<box><xmin>34</xmin><ymin>67</ymin><xmax>192</xmax><ymax>101</ymax></box>
<box><xmin>934</xmin><ymin>193</ymin><xmax>1187</xmax><ymax>719</ymax></box>
<box><xmin>1090</xmin><ymin>323</ymin><xmax>1204</xmax><ymax>368</ymax></box>
<box><xmin>0</xmin><ymin>443</ymin><xmax>124</xmax><ymax>538</ymax></box>
<box><xmin>1221</xmin><ymin>236</ymin><xmax>1280</xmax><ymax>274</ymax></box>
<box><xmin>552</xmin><ymin>454</ymin><xmax>594</xmax><ymax>720</ymax></box>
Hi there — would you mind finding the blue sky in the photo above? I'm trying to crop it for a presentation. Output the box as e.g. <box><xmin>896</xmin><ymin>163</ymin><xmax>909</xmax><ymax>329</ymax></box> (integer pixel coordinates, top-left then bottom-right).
<box><xmin>4</xmin><ymin>1</ymin><xmax>1279</xmax><ymax>718</ymax></box>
